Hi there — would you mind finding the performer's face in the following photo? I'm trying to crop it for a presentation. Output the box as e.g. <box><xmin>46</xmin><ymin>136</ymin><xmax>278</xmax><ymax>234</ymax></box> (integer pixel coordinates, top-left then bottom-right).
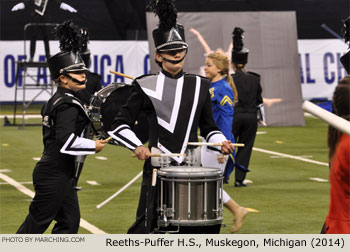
<box><xmin>156</xmin><ymin>49</ymin><xmax>186</xmax><ymax>76</ymax></box>
<box><xmin>59</xmin><ymin>73</ymin><xmax>86</xmax><ymax>92</ymax></box>
<box><xmin>204</xmin><ymin>58</ymin><xmax>221</xmax><ymax>81</ymax></box>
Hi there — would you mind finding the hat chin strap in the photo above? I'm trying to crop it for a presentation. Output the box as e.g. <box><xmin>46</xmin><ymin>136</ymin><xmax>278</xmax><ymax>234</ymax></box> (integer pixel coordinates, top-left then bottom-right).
<box><xmin>160</xmin><ymin>49</ymin><xmax>188</xmax><ymax>65</ymax></box>
<box><xmin>63</xmin><ymin>73</ymin><xmax>87</xmax><ymax>85</ymax></box>
<box><xmin>161</xmin><ymin>56</ymin><xmax>186</xmax><ymax>65</ymax></box>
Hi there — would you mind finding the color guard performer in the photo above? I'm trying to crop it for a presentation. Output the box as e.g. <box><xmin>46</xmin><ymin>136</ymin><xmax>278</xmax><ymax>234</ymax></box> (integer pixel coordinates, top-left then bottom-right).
<box><xmin>203</xmin><ymin>52</ymin><xmax>248</xmax><ymax>232</ymax></box>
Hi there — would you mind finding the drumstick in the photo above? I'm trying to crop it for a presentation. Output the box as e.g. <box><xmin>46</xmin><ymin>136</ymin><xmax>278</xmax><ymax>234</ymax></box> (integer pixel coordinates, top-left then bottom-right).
<box><xmin>109</xmin><ymin>70</ymin><xmax>134</xmax><ymax>80</ymax></box>
<box><xmin>132</xmin><ymin>153</ymin><xmax>186</xmax><ymax>157</ymax></box>
<box><xmin>151</xmin><ymin>169</ymin><xmax>157</xmax><ymax>187</ymax></box>
<box><xmin>187</xmin><ymin>142</ymin><xmax>245</xmax><ymax>147</ymax></box>
<box><xmin>104</xmin><ymin>137</ymin><xmax>112</xmax><ymax>142</ymax></box>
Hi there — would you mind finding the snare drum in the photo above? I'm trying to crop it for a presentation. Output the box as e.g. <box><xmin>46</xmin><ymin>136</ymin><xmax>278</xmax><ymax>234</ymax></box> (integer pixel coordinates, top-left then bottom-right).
<box><xmin>89</xmin><ymin>83</ymin><xmax>148</xmax><ymax>145</ymax></box>
<box><xmin>157</xmin><ymin>167</ymin><xmax>223</xmax><ymax>227</ymax></box>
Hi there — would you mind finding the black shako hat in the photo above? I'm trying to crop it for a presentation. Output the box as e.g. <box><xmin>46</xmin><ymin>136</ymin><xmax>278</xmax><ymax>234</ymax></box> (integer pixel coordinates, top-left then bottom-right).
<box><xmin>231</xmin><ymin>27</ymin><xmax>249</xmax><ymax>65</ymax></box>
<box><xmin>48</xmin><ymin>52</ymin><xmax>86</xmax><ymax>80</ymax></box>
<box><xmin>340</xmin><ymin>16</ymin><xmax>350</xmax><ymax>74</ymax></box>
<box><xmin>47</xmin><ymin>20</ymin><xmax>87</xmax><ymax>79</ymax></box>
<box><xmin>148</xmin><ymin>0</ymin><xmax>188</xmax><ymax>52</ymax></box>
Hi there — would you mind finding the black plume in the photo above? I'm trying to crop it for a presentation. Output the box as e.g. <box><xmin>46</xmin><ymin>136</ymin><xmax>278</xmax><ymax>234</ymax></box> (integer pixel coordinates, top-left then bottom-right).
<box><xmin>80</xmin><ymin>27</ymin><xmax>89</xmax><ymax>52</ymax></box>
<box><xmin>147</xmin><ymin>0</ymin><xmax>177</xmax><ymax>31</ymax></box>
<box><xmin>341</xmin><ymin>16</ymin><xmax>350</xmax><ymax>47</ymax></box>
<box><xmin>232</xmin><ymin>27</ymin><xmax>245</xmax><ymax>52</ymax></box>
<box><xmin>53</xmin><ymin>20</ymin><xmax>82</xmax><ymax>53</ymax></box>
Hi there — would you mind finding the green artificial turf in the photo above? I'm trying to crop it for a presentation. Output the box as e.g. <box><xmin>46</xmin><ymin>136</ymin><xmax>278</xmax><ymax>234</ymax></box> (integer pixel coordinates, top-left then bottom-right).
<box><xmin>0</xmin><ymin>115</ymin><xmax>330</xmax><ymax>234</ymax></box>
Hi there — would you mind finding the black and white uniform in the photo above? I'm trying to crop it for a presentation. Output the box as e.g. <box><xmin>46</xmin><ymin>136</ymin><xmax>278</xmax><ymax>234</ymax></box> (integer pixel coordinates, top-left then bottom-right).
<box><xmin>231</xmin><ymin>71</ymin><xmax>263</xmax><ymax>183</ymax></box>
<box><xmin>108</xmin><ymin>69</ymin><xmax>227</xmax><ymax>234</ymax></box>
<box><xmin>17</xmin><ymin>87</ymin><xmax>96</xmax><ymax>234</ymax></box>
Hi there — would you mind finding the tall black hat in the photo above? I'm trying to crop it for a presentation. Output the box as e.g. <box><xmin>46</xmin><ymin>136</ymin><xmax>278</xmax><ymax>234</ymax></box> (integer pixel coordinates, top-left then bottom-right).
<box><xmin>148</xmin><ymin>0</ymin><xmax>188</xmax><ymax>52</ymax></box>
<box><xmin>47</xmin><ymin>20</ymin><xmax>87</xmax><ymax>80</ymax></box>
<box><xmin>340</xmin><ymin>16</ymin><xmax>350</xmax><ymax>74</ymax></box>
<box><xmin>231</xmin><ymin>27</ymin><xmax>249</xmax><ymax>64</ymax></box>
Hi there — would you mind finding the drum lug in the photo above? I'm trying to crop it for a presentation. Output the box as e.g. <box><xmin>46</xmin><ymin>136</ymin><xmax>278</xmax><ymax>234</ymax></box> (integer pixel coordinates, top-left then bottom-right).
<box><xmin>203</xmin><ymin>212</ymin><xmax>207</xmax><ymax>220</ymax></box>
<box><xmin>212</xmin><ymin>209</ymin><xmax>220</xmax><ymax>218</ymax></box>
<box><xmin>212</xmin><ymin>208</ymin><xmax>224</xmax><ymax>218</ymax></box>
<box><xmin>164</xmin><ymin>207</ymin><xmax>175</xmax><ymax>218</ymax></box>
<box><xmin>163</xmin><ymin>211</ymin><xmax>168</xmax><ymax>223</ymax></box>
<box><xmin>159</xmin><ymin>205</ymin><xmax>175</xmax><ymax>226</ymax></box>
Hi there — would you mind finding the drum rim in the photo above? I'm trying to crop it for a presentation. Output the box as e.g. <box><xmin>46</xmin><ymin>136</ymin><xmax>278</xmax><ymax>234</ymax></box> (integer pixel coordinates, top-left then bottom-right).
<box><xmin>89</xmin><ymin>82</ymin><xmax>129</xmax><ymax>145</ymax></box>
<box><xmin>91</xmin><ymin>82</ymin><xmax>127</xmax><ymax>102</ymax></box>
<box><xmin>158</xmin><ymin>166</ymin><xmax>223</xmax><ymax>178</ymax></box>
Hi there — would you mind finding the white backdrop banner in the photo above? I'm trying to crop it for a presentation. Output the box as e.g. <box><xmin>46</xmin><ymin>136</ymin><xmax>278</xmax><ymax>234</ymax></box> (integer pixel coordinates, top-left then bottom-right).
<box><xmin>0</xmin><ymin>41</ymin><xmax>150</xmax><ymax>102</ymax></box>
<box><xmin>0</xmin><ymin>39</ymin><xmax>348</xmax><ymax>102</ymax></box>
<box><xmin>298</xmin><ymin>39</ymin><xmax>348</xmax><ymax>100</ymax></box>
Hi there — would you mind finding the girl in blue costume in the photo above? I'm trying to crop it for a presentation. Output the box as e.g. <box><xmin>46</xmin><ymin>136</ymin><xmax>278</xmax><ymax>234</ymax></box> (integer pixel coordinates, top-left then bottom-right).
<box><xmin>203</xmin><ymin>52</ymin><xmax>247</xmax><ymax>232</ymax></box>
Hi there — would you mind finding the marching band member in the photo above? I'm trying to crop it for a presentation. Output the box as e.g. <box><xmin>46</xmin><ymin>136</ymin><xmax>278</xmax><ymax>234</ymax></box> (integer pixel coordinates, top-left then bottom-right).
<box><xmin>108</xmin><ymin>0</ymin><xmax>234</xmax><ymax>234</ymax></box>
<box><xmin>230</xmin><ymin>27</ymin><xmax>264</xmax><ymax>187</ymax></box>
<box><xmin>17</xmin><ymin>21</ymin><xmax>107</xmax><ymax>234</ymax></box>
<box><xmin>11</xmin><ymin>0</ymin><xmax>77</xmax><ymax>61</ymax></box>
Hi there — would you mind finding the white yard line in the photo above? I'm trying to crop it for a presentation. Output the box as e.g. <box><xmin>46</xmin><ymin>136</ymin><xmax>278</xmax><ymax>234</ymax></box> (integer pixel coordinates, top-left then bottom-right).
<box><xmin>86</xmin><ymin>180</ymin><xmax>100</xmax><ymax>185</ymax></box>
<box><xmin>309</xmin><ymin>177</ymin><xmax>328</xmax><ymax>182</ymax></box>
<box><xmin>0</xmin><ymin>181</ymin><xmax>32</xmax><ymax>185</ymax></box>
<box><xmin>0</xmin><ymin>172</ymin><xmax>106</xmax><ymax>234</ymax></box>
<box><xmin>96</xmin><ymin>171</ymin><xmax>143</xmax><ymax>209</ymax></box>
<box><xmin>0</xmin><ymin>115</ymin><xmax>41</xmax><ymax>119</ymax></box>
<box><xmin>253</xmin><ymin>147</ymin><xmax>328</xmax><ymax>167</ymax></box>
<box><xmin>0</xmin><ymin>169</ymin><xmax>12</xmax><ymax>172</ymax></box>
<box><xmin>270</xmin><ymin>155</ymin><xmax>313</xmax><ymax>159</ymax></box>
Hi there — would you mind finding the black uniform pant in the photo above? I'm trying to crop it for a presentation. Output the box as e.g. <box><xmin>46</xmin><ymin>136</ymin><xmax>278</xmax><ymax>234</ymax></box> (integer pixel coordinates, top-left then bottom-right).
<box><xmin>29</xmin><ymin>26</ymin><xmax>50</xmax><ymax>60</ymax></box>
<box><xmin>127</xmin><ymin>159</ymin><xmax>158</xmax><ymax>234</ymax></box>
<box><xmin>232</xmin><ymin>112</ymin><xmax>258</xmax><ymax>182</ymax></box>
<box><xmin>127</xmin><ymin>160</ymin><xmax>221</xmax><ymax>234</ymax></box>
<box><xmin>17</xmin><ymin>167</ymin><xmax>80</xmax><ymax>234</ymax></box>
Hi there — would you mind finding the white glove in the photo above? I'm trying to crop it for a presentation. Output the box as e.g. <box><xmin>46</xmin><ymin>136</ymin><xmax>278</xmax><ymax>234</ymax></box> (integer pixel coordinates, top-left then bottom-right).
<box><xmin>11</xmin><ymin>3</ymin><xmax>25</xmax><ymax>11</ymax></box>
<box><xmin>60</xmin><ymin>2</ymin><xmax>77</xmax><ymax>13</ymax></box>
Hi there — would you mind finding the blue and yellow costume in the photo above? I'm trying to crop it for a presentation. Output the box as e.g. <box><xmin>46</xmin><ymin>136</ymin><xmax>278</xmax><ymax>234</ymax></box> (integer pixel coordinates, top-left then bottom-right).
<box><xmin>209</xmin><ymin>78</ymin><xmax>237</xmax><ymax>182</ymax></box>
<box><xmin>209</xmin><ymin>78</ymin><xmax>234</xmax><ymax>141</ymax></box>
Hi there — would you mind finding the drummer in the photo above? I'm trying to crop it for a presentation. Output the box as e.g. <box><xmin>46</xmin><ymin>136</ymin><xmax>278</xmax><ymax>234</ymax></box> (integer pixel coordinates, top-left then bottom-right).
<box><xmin>108</xmin><ymin>0</ymin><xmax>234</xmax><ymax>234</ymax></box>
